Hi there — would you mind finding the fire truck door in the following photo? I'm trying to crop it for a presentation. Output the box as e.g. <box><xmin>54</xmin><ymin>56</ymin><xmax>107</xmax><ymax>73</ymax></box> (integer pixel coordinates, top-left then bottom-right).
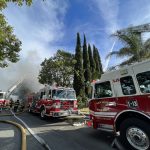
<box><xmin>133</xmin><ymin>63</ymin><xmax>150</xmax><ymax>113</ymax></box>
<box><xmin>136</xmin><ymin>71</ymin><xmax>150</xmax><ymax>113</ymax></box>
<box><xmin>94</xmin><ymin>81</ymin><xmax>118</xmax><ymax>114</ymax></box>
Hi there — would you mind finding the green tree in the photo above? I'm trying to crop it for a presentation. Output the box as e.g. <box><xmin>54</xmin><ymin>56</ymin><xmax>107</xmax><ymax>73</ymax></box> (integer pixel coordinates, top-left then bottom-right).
<box><xmin>39</xmin><ymin>50</ymin><xmax>75</xmax><ymax>86</ymax></box>
<box><xmin>0</xmin><ymin>0</ymin><xmax>33</xmax><ymax>10</ymax></box>
<box><xmin>93</xmin><ymin>45</ymin><xmax>103</xmax><ymax>79</ymax></box>
<box><xmin>73</xmin><ymin>33</ymin><xmax>85</xmax><ymax>96</ymax></box>
<box><xmin>88</xmin><ymin>44</ymin><xmax>96</xmax><ymax>80</ymax></box>
<box><xmin>0</xmin><ymin>0</ymin><xmax>38</xmax><ymax>67</ymax></box>
<box><xmin>54</xmin><ymin>50</ymin><xmax>75</xmax><ymax>86</ymax></box>
<box><xmin>106</xmin><ymin>31</ymin><xmax>150</xmax><ymax>66</ymax></box>
<box><xmin>83</xmin><ymin>34</ymin><xmax>91</xmax><ymax>96</ymax></box>
<box><xmin>38</xmin><ymin>58</ymin><xmax>52</xmax><ymax>84</ymax></box>
<box><xmin>96</xmin><ymin>47</ymin><xmax>103</xmax><ymax>75</ymax></box>
<box><xmin>0</xmin><ymin>14</ymin><xmax>21</xmax><ymax>67</ymax></box>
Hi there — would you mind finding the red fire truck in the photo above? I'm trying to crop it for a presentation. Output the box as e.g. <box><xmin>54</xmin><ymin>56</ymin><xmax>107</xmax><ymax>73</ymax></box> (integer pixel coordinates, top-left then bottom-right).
<box><xmin>0</xmin><ymin>92</ymin><xmax>7</xmax><ymax>108</ymax></box>
<box><xmin>28</xmin><ymin>86</ymin><xmax>78</xmax><ymax>119</ymax></box>
<box><xmin>0</xmin><ymin>79</ymin><xmax>23</xmax><ymax>110</ymax></box>
<box><xmin>27</xmin><ymin>93</ymin><xmax>36</xmax><ymax>108</ymax></box>
<box><xmin>89</xmin><ymin>59</ymin><xmax>150</xmax><ymax>150</ymax></box>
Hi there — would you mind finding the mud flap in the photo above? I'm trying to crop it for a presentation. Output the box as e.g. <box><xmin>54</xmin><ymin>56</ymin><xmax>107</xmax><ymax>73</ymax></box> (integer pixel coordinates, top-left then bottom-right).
<box><xmin>111</xmin><ymin>137</ymin><xmax>126</xmax><ymax>150</ymax></box>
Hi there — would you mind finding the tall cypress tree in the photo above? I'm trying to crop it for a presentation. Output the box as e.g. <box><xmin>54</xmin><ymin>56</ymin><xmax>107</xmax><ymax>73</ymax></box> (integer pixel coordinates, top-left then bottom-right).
<box><xmin>83</xmin><ymin>35</ymin><xmax>91</xmax><ymax>96</ymax></box>
<box><xmin>73</xmin><ymin>33</ymin><xmax>85</xmax><ymax>96</ymax></box>
<box><xmin>93</xmin><ymin>45</ymin><xmax>100</xmax><ymax>79</ymax></box>
<box><xmin>88</xmin><ymin>44</ymin><xmax>96</xmax><ymax>80</ymax></box>
<box><xmin>96</xmin><ymin>48</ymin><xmax>103</xmax><ymax>76</ymax></box>
<box><xmin>93</xmin><ymin>45</ymin><xmax>103</xmax><ymax>79</ymax></box>
<box><xmin>83</xmin><ymin>34</ymin><xmax>87</xmax><ymax>70</ymax></box>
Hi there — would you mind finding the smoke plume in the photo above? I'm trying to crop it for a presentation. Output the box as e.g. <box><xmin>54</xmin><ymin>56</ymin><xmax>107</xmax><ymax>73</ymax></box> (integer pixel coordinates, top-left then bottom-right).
<box><xmin>0</xmin><ymin>50</ymin><xmax>43</xmax><ymax>96</ymax></box>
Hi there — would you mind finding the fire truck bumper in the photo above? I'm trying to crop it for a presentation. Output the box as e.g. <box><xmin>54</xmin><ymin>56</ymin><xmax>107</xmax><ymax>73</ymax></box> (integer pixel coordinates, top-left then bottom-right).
<box><xmin>48</xmin><ymin>110</ymin><xmax>79</xmax><ymax>117</ymax></box>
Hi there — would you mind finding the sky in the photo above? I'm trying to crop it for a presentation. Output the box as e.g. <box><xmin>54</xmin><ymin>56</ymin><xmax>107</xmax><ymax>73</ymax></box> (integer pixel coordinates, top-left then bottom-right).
<box><xmin>1</xmin><ymin>0</ymin><xmax>150</xmax><ymax>91</ymax></box>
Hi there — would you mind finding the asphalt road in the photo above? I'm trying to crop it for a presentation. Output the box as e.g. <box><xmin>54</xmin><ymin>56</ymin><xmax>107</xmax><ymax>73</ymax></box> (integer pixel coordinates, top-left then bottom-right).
<box><xmin>0</xmin><ymin>121</ymin><xmax>21</xmax><ymax>150</ymax></box>
<box><xmin>0</xmin><ymin>110</ymin><xmax>117</xmax><ymax>150</ymax></box>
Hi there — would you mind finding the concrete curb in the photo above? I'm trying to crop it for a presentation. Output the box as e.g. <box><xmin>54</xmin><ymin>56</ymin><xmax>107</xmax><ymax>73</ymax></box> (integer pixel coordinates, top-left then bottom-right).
<box><xmin>0</xmin><ymin>120</ymin><xmax>26</xmax><ymax>150</ymax></box>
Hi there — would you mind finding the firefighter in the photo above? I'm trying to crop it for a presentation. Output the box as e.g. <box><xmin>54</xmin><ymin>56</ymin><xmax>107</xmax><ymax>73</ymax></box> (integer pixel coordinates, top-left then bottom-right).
<box><xmin>0</xmin><ymin>106</ymin><xmax>2</xmax><ymax>112</ymax></box>
<box><xmin>19</xmin><ymin>102</ymin><xmax>25</xmax><ymax>112</ymax></box>
<box><xmin>14</xmin><ymin>100</ymin><xmax>20</xmax><ymax>112</ymax></box>
<box><xmin>9</xmin><ymin>99</ymin><xmax>14</xmax><ymax>109</ymax></box>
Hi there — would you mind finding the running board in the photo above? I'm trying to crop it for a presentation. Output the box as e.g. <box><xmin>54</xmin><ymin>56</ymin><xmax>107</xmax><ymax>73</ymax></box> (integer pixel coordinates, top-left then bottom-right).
<box><xmin>97</xmin><ymin>127</ymin><xmax>113</xmax><ymax>132</ymax></box>
<box><xmin>97</xmin><ymin>124</ymin><xmax>113</xmax><ymax>132</ymax></box>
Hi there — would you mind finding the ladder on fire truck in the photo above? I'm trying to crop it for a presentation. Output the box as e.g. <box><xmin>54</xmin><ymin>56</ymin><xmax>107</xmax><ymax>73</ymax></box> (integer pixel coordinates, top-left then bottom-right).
<box><xmin>117</xmin><ymin>23</ymin><xmax>150</xmax><ymax>36</ymax></box>
<box><xmin>5</xmin><ymin>78</ymin><xmax>24</xmax><ymax>99</ymax></box>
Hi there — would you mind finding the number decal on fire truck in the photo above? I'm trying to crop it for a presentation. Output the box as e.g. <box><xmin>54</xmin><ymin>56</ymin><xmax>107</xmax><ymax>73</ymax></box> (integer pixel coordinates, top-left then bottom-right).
<box><xmin>127</xmin><ymin>100</ymin><xmax>138</xmax><ymax>108</ymax></box>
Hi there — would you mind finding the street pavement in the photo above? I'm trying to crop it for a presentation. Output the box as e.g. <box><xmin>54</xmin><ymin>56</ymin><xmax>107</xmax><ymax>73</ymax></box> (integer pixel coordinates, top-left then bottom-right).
<box><xmin>0</xmin><ymin>121</ymin><xmax>21</xmax><ymax>150</ymax></box>
<box><xmin>0</xmin><ymin>110</ymin><xmax>117</xmax><ymax>150</ymax></box>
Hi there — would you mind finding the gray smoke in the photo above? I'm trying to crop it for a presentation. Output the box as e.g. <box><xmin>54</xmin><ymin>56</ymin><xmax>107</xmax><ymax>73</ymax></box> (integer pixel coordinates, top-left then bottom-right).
<box><xmin>0</xmin><ymin>50</ymin><xmax>43</xmax><ymax>96</ymax></box>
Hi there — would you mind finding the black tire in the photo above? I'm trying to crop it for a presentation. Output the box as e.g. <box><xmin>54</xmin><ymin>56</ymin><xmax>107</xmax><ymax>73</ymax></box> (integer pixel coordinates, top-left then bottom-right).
<box><xmin>40</xmin><ymin>107</ymin><xmax>46</xmax><ymax>120</ymax></box>
<box><xmin>119</xmin><ymin>118</ymin><xmax>150</xmax><ymax>150</ymax></box>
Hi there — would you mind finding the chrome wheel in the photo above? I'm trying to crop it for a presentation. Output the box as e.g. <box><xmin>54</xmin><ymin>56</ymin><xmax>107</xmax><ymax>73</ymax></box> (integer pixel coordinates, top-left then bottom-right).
<box><xmin>40</xmin><ymin>109</ymin><xmax>46</xmax><ymax>118</ymax></box>
<box><xmin>126</xmin><ymin>127</ymin><xmax>149</xmax><ymax>150</ymax></box>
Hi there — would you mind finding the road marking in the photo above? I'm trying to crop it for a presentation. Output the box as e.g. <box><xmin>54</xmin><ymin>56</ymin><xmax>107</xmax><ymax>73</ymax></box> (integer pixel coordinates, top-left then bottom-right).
<box><xmin>0</xmin><ymin>130</ymin><xmax>14</xmax><ymax>138</ymax></box>
<box><xmin>10</xmin><ymin>110</ymin><xmax>51</xmax><ymax>150</ymax></box>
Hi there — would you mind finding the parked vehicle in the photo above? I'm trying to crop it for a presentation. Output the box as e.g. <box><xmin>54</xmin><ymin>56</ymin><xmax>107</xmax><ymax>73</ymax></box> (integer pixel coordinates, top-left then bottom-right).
<box><xmin>89</xmin><ymin>59</ymin><xmax>150</xmax><ymax>150</ymax></box>
<box><xmin>0</xmin><ymin>79</ymin><xmax>23</xmax><ymax>110</ymax></box>
<box><xmin>0</xmin><ymin>92</ymin><xmax>10</xmax><ymax>108</ymax></box>
<box><xmin>27</xmin><ymin>93</ymin><xmax>38</xmax><ymax>112</ymax></box>
<box><xmin>28</xmin><ymin>86</ymin><xmax>78</xmax><ymax>119</ymax></box>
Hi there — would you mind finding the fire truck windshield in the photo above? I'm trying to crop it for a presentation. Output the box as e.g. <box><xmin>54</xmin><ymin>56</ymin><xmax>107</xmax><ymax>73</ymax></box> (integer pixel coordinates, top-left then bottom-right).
<box><xmin>53</xmin><ymin>90</ymin><xmax>76</xmax><ymax>100</ymax></box>
<box><xmin>52</xmin><ymin>89</ymin><xmax>63</xmax><ymax>98</ymax></box>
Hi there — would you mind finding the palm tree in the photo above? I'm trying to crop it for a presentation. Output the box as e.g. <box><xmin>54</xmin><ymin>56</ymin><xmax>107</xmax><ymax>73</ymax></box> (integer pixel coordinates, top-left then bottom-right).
<box><xmin>106</xmin><ymin>31</ymin><xmax>150</xmax><ymax>66</ymax></box>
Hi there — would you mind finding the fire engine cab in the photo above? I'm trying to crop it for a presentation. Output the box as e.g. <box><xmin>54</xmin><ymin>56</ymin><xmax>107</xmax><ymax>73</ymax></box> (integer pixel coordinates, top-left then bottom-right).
<box><xmin>29</xmin><ymin>86</ymin><xmax>78</xmax><ymax>119</ymax></box>
<box><xmin>89</xmin><ymin>59</ymin><xmax>150</xmax><ymax>150</ymax></box>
